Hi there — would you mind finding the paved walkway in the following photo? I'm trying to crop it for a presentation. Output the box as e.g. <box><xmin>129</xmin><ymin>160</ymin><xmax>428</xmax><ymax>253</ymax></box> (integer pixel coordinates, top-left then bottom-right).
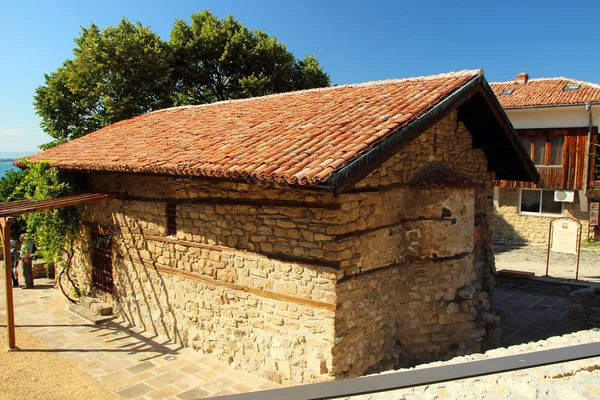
<box><xmin>492</xmin><ymin>287</ymin><xmax>586</xmax><ymax>347</ymax></box>
<box><xmin>0</xmin><ymin>278</ymin><xmax>280</xmax><ymax>399</ymax></box>
<box><xmin>1</xmin><ymin>267</ymin><xmax>597</xmax><ymax>399</ymax></box>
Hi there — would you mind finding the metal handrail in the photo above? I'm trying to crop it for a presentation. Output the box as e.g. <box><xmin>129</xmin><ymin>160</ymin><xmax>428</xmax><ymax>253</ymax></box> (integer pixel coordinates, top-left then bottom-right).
<box><xmin>214</xmin><ymin>342</ymin><xmax>600</xmax><ymax>400</ymax></box>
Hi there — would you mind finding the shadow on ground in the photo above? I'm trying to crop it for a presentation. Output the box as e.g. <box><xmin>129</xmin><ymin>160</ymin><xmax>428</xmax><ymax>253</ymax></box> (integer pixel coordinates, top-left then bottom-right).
<box><xmin>0</xmin><ymin>321</ymin><xmax>179</xmax><ymax>361</ymax></box>
<box><xmin>492</xmin><ymin>287</ymin><xmax>588</xmax><ymax>347</ymax></box>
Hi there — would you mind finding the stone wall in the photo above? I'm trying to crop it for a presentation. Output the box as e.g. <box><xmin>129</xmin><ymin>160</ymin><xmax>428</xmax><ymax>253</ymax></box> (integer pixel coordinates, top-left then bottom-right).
<box><xmin>331</xmin><ymin>110</ymin><xmax>498</xmax><ymax>377</ymax></box>
<box><xmin>72</xmin><ymin>187</ymin><xmax>340</xmax><ymax>385</ymax></box>
<box><xmin>569</xmin><ymin>286</ymin><xmax>600</xmax><ymax>326</ymax></box>
<box><xmin>68</xmin><ymin>110</ymin><xmax>498</xmax><ymax>384</ymax></box>
<box><xmin>353</xmin><ymin>110</ymin><xmax>496</xmax><ymax>292</ymax></box>
<box><xmin>493</xmin><ymin>188</ymin><xmax>592</xmax><ymax>245</ymax></box>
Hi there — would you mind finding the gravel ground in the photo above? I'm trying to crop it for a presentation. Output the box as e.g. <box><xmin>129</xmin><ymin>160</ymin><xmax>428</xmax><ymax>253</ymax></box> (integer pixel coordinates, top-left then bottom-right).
<box><xmin>494</xmin><ymin>244</ymin><xmax>600</xmax><ymax>282</ymax></box>
<box><xmin>0</xmin><ymin>315</ymin><xmax>120</xmax><ymax>400</ymax></box>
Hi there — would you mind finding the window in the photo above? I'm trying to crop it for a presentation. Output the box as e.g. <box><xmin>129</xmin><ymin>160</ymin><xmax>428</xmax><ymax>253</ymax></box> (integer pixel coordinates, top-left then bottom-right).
<box><xmin>166</xmin><ymin>203</ymin><xmax>177</xmax><ymax>236</ymax></box>
<box><xmin>520</xmin><ymin>189</ymin><xmax>563</xmax><ymax>216</ymax></box>
<box><xmin>520</xmin><ymin>137</ymin><xmax>563</xmax><ymax>166</ymax></box>
<box><xmin>91</xmin><ymin>229</ymin><xmax>113</xmax><ymax>294</ymax></box>
<box><xmin>564</xmin><ymin>83</ymin><xmax>581</xmax><ymax>91</ymax></box>
<box><xmin>500</xmin><ymin>88</ymin><xmax>514</xmax><ymax>95</ymax></box>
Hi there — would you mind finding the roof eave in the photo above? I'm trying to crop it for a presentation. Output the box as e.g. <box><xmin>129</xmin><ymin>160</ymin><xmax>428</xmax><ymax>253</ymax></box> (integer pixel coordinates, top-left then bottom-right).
<box><xmin>477</xmin><ymin>80</ymin><xmax>540</xmax><ymax>184</ymax></box>
<box><xmin>503</xmin><ymin>102</ymin><xmax>600</xmax><ymax>110</ymax></box>
<box><xmin>324</xmin><ymin>76</ymin><xmax>540</xmax><ymax>195</ymax></box>
<box><xmin>324</xmin><ymin>74</ymin><xmax>487</xmax><ymax>195</ymax></box>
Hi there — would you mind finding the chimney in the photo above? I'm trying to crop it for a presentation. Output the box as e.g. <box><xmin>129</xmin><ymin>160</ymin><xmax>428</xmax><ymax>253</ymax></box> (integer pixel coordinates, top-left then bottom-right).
<box><xmin>515</xmin><ymin>72</ymin><xmax>529</xmax><ymax>84</ymax></box>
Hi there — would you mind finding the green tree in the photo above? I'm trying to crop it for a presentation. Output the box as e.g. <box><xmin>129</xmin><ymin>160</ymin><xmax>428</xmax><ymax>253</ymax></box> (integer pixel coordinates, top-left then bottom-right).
<box><xmin>34</xmin><ymin>19</ymin><xmax>174</xmax><ymax>148</ymax></box>
<box><xmin>4</xmin><ymin>161</ymin><xmax>83</xmax><ymax>300</ymax></box>
<box><xmin>0</xmin><ymin>168</ymin><xmax>28</xmax><ymax>239</ymax></box>
<box><xmin>9</xmin><ymin>161</ymin><xmax>78</xmax><ymax>262</ymax></box>
<box><xmin>34</xmin><ymin>12</ymin><xmax>330</xmax><ymax>148</ymax></box>
<box><xmin>0</xmin><ymin>169</ymin><xmax>25</xmax><ymax>202</ymax></box>
<box><xmin>170</xmin><ymin>11</ymin><xmax>330</xmax><ymax>104</ymax></box>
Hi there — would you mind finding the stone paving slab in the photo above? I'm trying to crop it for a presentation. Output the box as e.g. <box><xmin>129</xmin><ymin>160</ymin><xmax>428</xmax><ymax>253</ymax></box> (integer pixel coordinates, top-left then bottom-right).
<box><xmin>0</xmin><ymin>278</ymin><xmax>280</xmax><ymax>399</ymax></box>
<box><xmin>492</xmin><ymin>287</ymin><xmax>587</xmax><ymax>347</ymax></box>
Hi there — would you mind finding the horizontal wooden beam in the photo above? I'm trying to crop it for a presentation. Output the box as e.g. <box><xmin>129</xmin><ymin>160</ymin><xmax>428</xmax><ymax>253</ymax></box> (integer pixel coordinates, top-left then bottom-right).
<box><xmin>83</xmin><ymin>170</ymin><xmax>334</xmax><ymax>192</ymax></box>
<box><xmin>127</xmin><ymin>256</ymin><xmax>337</xmax><ymax>311</ymax></box>
<box><xmin>334</xmin><ymin>217</ymin><xmax>457</xmax><ymax>240</ymax></box>
<box><xmin>343</xmin><ymin>182</ymin><xmax>413</xmax><ymax>194</ymax></box>
<box><xmin>338</xmin><ymin>252</ymin><xmax>471</xmax><ymax>284</ymax></box>
<box><xmin>144</xmin><ymin>235</ymin><xmax>341</xmax><ymax>269</ymax></box>
<box><xmin>0</xmin><ymin>193</ymin><xmax>124</xmax><ymax>218</ymax></box>
<box><xmin>126</xmin><ymin>196</ymin><xmax>340</xmax><ymax>210</ymax></box>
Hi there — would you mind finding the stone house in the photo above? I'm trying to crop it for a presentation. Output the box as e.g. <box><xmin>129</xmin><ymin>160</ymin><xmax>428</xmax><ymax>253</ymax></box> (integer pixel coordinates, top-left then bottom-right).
<box><xmin>23</xmin><ymin>70</ymin><xmax>537</xmax><ymax>384</ymax></box>
<box><xmin>490</xmin><ymin>73</ymin><xmax>600</xmax><ymax>244</ymax></box>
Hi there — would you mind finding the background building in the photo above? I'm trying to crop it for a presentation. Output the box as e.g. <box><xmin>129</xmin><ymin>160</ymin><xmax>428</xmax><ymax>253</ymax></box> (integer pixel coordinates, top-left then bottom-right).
<box><xmin>491</xmin><ymin>73</ymin><xmax>600</xmax><ymax>244</ymax></box>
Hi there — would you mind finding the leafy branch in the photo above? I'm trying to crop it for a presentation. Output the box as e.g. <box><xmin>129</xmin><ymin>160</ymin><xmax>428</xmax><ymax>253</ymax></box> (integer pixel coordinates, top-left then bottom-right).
<box><xmin>9</xmin><ymin>160</ymin><xmax>82</xmax><ymax>301</ymax></box>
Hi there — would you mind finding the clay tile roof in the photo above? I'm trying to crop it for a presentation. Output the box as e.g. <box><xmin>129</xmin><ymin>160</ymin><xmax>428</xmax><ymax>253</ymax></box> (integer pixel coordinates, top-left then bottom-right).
<box><xmin>490</xmin><ymin>76</ymin><xmax>600</xmax><ymax>109</ymax></box>
<box><xmin>24</xmin><ymin>70</ymin><xmax>482</xmax><ymax>186</ymax></box>
<box><xmin>410</xmin><ymin>165</ymin><xmax>476</xmax><ymax>189</ymax></box>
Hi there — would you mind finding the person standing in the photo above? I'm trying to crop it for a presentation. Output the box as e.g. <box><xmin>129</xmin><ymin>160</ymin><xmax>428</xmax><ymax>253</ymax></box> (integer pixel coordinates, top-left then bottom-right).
<box><xmin>20</xmin><ymin>234</ymin><xmax>34</xmax><ymax>289</ymax></box>
<box><xmin>10</xmin><ymin>239</ymin><xmax>19</xmax><ymax>287</ymax></box>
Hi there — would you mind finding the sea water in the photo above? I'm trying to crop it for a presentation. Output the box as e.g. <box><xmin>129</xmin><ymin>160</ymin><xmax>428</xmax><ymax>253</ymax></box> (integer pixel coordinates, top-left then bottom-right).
<box><xmin>0</xmin><ymin>162</ymin><xmax>16</xmax><ymax>178</ymax></box>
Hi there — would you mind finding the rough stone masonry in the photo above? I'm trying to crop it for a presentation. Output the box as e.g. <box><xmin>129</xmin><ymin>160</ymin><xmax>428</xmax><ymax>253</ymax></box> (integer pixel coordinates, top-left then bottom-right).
<box><xmin>68</xmin><ymin>111</ymin><xmax>498</xmax><ymax>385</ymax></box>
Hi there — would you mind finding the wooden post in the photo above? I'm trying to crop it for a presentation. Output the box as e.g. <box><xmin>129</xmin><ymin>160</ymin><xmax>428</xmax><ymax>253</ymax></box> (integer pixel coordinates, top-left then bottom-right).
<box><xmin>1</xmin><ymin>217</ymin><xmax>16</xmax><ymax>349</ymax></box>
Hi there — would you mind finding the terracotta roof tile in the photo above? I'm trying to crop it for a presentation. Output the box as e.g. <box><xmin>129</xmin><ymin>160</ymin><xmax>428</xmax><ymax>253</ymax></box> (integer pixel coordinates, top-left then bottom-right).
<box><xmin>24</xmin><ymin>70</ymin><xmax>482</xmax><ymax>186</ymax></box>
<box><xmin>490</xmin><ymin>76</ymin><xmax>600</xmax><ymax>108</ymax></box>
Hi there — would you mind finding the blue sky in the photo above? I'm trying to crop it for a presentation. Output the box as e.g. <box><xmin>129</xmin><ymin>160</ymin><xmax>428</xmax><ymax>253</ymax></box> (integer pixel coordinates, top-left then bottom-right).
<box><xmin>2</xmin><ymin>0</ymin><xmax>600</xmax><ymax>155</ymax></box>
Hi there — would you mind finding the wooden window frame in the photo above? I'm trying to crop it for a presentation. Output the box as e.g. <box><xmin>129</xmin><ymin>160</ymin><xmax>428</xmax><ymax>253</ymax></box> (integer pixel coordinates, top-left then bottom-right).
<box><xmin>518</xmin><ymin>188</ymin><xmax>563</xmax><ymax>217</ymax></box>
<box><xmin>90</xmin><ymin>228</ymin><xmax>113</xmax><ymax>294</ymax></box>
<box><xmin>166</xmin><ymin>203</ymin><xmax>177</xmax><ymax>236</ymax></box>
<box><xmin>521</xmin><ymin>137</ymin><xmax>564</xmax><ymax>167</ymax></box>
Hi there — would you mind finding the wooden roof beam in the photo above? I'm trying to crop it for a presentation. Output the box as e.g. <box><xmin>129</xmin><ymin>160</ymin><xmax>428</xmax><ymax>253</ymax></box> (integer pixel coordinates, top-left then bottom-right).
<box><xmin>0</xmin><ymin>193</ymin><xmax>124</xmax><ymax>218</ymax></box>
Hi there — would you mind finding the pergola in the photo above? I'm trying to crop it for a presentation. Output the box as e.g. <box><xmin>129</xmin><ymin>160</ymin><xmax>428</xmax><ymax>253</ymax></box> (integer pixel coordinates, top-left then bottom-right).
<box><xmin>1</xmin><ymin>192</ymin><xmax>121</xmax><ymax>349</ymax></box>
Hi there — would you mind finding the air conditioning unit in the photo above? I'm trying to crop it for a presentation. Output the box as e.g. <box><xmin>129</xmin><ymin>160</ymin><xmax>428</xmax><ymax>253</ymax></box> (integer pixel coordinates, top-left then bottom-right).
<box><xmin>554</xmin><ymin>190</ymin><xmax>575</xmax><ymax>202</ymax></box>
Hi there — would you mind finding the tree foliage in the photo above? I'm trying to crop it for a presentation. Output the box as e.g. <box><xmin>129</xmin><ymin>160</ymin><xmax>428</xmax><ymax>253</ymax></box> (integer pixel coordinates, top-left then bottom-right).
<box><xmin>1</xmin><ymin>161</ymin><xmax>82</xmax><ymax>299</ymax></box>
<box><xmin>34</xmin><ymin>19</ymin><xmax>174</xmax><ymax>148</ymax></box>
<box><xmin>170</xmin><ymin>11</ymin><xmax>330</xmax><ymax>104</ymax></box>
<box><xmin>9</xmin><ymin>161</ymin><xmax>79</xmax><ymax>264</ymax></box>
<box><xmin>0</xmin><ymin>168</ymin><xmax>28</xmax><ymax>239</ymax></box>
<box><xmin>0</xmin><ymin>168</ymin><xmax>25</xmax><ymax>202</ymax></box>
<box><xmin>34</xmin><ymin>11</ymin><xmax>330</xmax><ymax>147</ymax></box>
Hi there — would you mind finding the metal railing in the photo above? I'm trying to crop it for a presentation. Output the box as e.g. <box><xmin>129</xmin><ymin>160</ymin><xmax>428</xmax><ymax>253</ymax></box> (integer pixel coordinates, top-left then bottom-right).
<box><xmin>214</xmin><ymin>342</ymin><xmax>600</xmax><ymax>400</ymax></box>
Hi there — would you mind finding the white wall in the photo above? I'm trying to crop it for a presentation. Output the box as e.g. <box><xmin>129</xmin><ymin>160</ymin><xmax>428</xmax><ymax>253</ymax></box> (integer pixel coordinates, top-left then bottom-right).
<box><xmin>505</xmin><ymin>104</ymin><xmax>600</xmax><ymax>130</ymax></box>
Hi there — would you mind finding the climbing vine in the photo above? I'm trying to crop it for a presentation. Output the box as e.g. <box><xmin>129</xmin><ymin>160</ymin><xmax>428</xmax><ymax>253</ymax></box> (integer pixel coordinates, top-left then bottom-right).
<box><xmin>10</xmin><ymin>160</ymin><xmax>83</xmax><ymax>301</ymax></box>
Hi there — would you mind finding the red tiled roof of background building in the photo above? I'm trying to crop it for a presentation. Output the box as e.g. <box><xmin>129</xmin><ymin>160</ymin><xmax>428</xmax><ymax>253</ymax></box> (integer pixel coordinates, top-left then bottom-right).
<box><xmin>24</xmin><ymin>70</ymin><xmax>481</xmax><ymax>186</ymax></box>
<box><xmin>490</xmin><ymin>73</ymin><xmax>600</xmax><ymax>109</ymax></box>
